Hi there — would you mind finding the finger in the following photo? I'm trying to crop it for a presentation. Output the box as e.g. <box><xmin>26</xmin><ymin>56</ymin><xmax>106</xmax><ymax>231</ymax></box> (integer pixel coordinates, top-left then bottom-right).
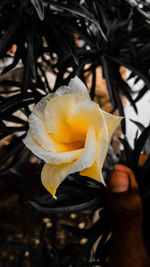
<box><xmin>106</xmin><ymin>165</ymin><xmax>150</xmax><ymax>266</ymax></box>
<box><xmin>113</xmin><ymin>164</ymin><xmax>139</xmax><ymax>190</ymax></box>
<box><xmin>106</xmin><ymin>164</ymin><xmax>142</xmax><ymax>225</ymax></box>
<box><xmin>108</xmin><ymin>168</ymin><xmax>129</xmax><ymax>193</ymax></box>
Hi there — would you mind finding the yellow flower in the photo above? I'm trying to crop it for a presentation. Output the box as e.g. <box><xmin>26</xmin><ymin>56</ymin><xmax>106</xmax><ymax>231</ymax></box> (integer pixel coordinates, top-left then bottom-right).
<box><xmin>23</xmin><ymin>76</ymin><xmax>122</xmax><ymax>198</ymax></box>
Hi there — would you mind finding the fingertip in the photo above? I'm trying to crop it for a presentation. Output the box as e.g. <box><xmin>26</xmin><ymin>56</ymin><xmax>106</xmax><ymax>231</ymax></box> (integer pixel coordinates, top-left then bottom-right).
<box><xmin>114</xmin><ymin>164</ymin><xmax>138</xmax><ymax>190</ymax></box>
<box><xmin>108</xmin><ymin>170</ymin><xmax>130</xmax><ymax>193</ymax></box>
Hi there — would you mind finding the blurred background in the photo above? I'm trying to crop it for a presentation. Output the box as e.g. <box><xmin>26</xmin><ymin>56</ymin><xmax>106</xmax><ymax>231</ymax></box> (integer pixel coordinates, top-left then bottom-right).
<box><xmin>1</xmin><ymin>1</ymin><xmax>150</xmax><ymax>266</ymax></box>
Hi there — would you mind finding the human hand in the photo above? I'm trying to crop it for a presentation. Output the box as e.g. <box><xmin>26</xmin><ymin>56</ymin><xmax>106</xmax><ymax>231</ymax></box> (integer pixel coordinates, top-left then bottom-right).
<box><xmin>106</xmin><ymin>164</ymin><xmax>150</xmax><ymax>267</ymax></box>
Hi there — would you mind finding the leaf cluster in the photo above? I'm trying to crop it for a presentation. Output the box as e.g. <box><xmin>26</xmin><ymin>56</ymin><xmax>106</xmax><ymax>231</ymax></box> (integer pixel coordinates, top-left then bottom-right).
<box><xmin>1</xmin><ymin>1</ymin><xmax>150</xmax><ymax>266</ymax></box>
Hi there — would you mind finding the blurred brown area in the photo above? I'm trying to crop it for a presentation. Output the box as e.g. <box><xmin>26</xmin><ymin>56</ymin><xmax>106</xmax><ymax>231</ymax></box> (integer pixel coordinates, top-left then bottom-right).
<box><xmin>0</xmin><ymin>170</ymin><xmax>92</xmax><ymax>266</ymax></box>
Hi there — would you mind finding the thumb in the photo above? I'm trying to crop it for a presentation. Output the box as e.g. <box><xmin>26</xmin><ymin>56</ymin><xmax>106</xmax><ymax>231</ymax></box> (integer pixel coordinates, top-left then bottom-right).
<box><xmin>106</xmin><ymin>164</ymin><xmax>150</xmax><ymax>267</ymax></box>
<box><xmin>106</xmin><ymin>164</ymin><xmax>142</xmax><ymax>226</ymax></box>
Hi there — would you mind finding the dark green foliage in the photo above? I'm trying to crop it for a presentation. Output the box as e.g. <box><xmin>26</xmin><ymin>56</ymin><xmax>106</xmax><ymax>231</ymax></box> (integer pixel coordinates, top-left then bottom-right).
<box><xmin>1</xmin><ymin>0</ymin><xmax>150</xmax><ymax>140</ymax></box>
<box><xmin>30</xmin><ymin>175</ymin><xmax>106</xmax><ymax>214</ymax></box>
<box><xmin>1</xmin><ymin>0</ymin><xmax>150</xmax><ymax>266</ymax></box>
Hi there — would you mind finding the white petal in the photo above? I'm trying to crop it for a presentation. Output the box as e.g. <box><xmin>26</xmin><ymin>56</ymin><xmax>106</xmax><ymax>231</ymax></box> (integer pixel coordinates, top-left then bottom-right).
<box><xmin>41</xmin><ymin>126</ymin><xmax>97</xmax><ymax>197</ymax></box>
<box><xmin>55</xmin><ymin>76</ymin><xmax>90</xmax><ymax>99</ymax></box>
<box><xmin>28</xmin><ymin>76</ymin><xmax>90</xmax><ymax>153</ymax></box>
<box><xmin>23</xmin><ymin>130</ymin><xmax>83</xmax><ymax>164</ymax></box>
<box><xmin>55</xmin><ymin>85</ymin><xmax>74</xmax><ymax>96</ymax></box>
<box><xmin>29</xmin><ymin>94</ymin><xmax>68</xmax><ymax>152</ymax></box>
<box><xmin>69</xmin><ymin>76</ymin><xmax>90</xmax><ymax>99</ymax></box>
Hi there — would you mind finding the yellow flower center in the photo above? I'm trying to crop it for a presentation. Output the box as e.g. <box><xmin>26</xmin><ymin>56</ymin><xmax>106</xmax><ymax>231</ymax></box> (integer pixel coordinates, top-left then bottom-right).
<box><xmin>44</xmin><ymin>94</ymin><xmax>90</xmax><ymax>152</ymax></box>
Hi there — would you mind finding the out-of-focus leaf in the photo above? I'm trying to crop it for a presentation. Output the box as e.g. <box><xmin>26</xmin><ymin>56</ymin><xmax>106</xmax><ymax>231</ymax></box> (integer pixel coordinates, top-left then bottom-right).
<box><xmin>50</xmin><ymin>2</ymin><xmax>107</xmax><ymax>41</ymax></box>
<box><xmin>0</xmin><ymin>80</ymin><xmax>21</xmax><ymax>88</ymax></box>
<box><xmin>0</xmin><ymin>126</ymin><xmax>28</xmax><ymax>140</ymax></box>
<box><xmin>107</xmin><ymin>55</ymin><xmax>150</xmax><ymax>91</ymax></box>
<box><xmin>31</xmin><ymin>0</ymin><xmax>45</xmax><ymax>21</ymax></box>
<box><xmin>130</xmin><ymin>119</ymin><xmax>145</xmax><ymax>132</ymax></box>
<box><xmin>140</xmin><ymin>155</ymin><xmax>150</xmax><ymax>186</ymax></box>
<box><xmin>0</xmin><ymin>92</ymin><xmax>40</xmax><ymax>115</ymax></box>
<box><xmin>119</xmin><ymin>79</ymin><xmax>138</xmax><ymax>113</ymax></box>
<box><xmin>90</xmin><ymin>66</ymin><xmax>96</xmax><ymax>100</ymax></box>
<box><xmin>37</xmin><ymin>63</ymin><xmax>51</xmax><ymax>93</ymax></box>
<box><xmin>0</xmin><ymin>136</ymin><xmax>25</xmax><ymax>167</ymax></box>
<box><xmin>134</xmin><ymin>85</ymin><xmax>148</xmax><ymax>103</ymax></box>
<box><xmin>30</xmin><ymin>197</ymin><xmax>103</xmax><ymax>214</ymax></box>
<box><xmin>10</xmin><ymin>168</ymin><xmax>40</xmax><ymax>184</ymax></box>
<box><xmin>119</xmin><ymin>136</ymin><xmax>134</xmax><ymax>170</ymax></box>
<box><xmin>95</xmin><ymin>228</ymin><xmax>111</xmax><ymax>260</ymax></box>
<box><xmin>133</xmin><ymin>126</ymin><xmax>150</xmax><ymax>165</ymax></box>
<box><xmin>1</xmin><ymin>46</ymin><xmax>21</xmax><ymax>75</ymax></box>
<box><xmin>101</xmin><ymin>56</ymin><xmax>115</xmax><ymax>109</ymax></box>
<box><xmin>0</xmin><ymin>18</ymin><xmax>20</xmax><ymax>57</ymax></box>
<box><xmin>27</xmin><ymin>24</ymin><xmax>37</xmax><ymax>82</ymax></box>
<box><xmin>97</xmin><ymin>237</ymin><xmax>112</xmax><ymax>265</ymax></box>
<box><xmin>114</xmin><ymin>91</ymin><xmax>126</xmax><ymax>134</ymax></box>
<box><xmin>72</xmin><ymin>216</ymin><xmax>110</xmax><ymax>267</ymax></box>
<box><xmin>2</xmin><ymin>114</ymin><xmax>28</xmax><ymax>125</ymax></box>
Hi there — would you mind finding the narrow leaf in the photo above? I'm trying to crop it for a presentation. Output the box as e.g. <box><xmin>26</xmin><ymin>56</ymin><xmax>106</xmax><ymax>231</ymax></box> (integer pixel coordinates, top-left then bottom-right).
<box><xmin>31</xmin><ymin>0</ymin><xmax>44</xmax><ymax>20</ymax></box>
<box><xmin>133</xmin><ymin>126</ymin><xmax>150</xmax><ymax>165</ymax></box>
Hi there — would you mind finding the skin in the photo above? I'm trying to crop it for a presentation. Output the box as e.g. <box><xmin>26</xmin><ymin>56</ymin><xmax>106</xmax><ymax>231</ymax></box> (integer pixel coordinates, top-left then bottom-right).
<box><xmin>106</xmin><ymin>164</ymin><xmax>150</xmax><ymax>267</ymax></box>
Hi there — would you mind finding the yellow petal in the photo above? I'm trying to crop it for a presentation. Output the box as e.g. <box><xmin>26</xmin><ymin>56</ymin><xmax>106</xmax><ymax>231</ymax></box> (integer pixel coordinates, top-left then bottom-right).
<box><xmin>44</xmin><ymin>94</ymin><xmax>107</xmax><ymax>149</ymax></box>
<box><xmin>23</xmin><ymin>130</ymin><xmax>83</xmax><ymax>164</ymax></box>
<box><xmin>29</xmin><ymin>94</ymin><xmax>68</xmax><ymax>152</ymax></box>
<box><xmin>70</xmin><ymin>126</ymin><xmax>97</xmax><ymax>172</ymax></box>
<box><xmin>41</xmin><ymin>126</ymin><xmax>97</xmax><ymax>197</ymax></box>
<box><xmin>80</xmin><ymin>131</ymin><xmax>108</xmax><ymax>184</ymax></box>
<box><xmin>41</xmin><ymin>162</ymin><xmax>73</xmax><ymax>198</ymax></box>
<box><xmin>80</xmin><ymin>160</ymin><xmax>103</xmax><ymax>182</ymax></box>
<box><xmin>102</xmin><ymin>110</ymin><xmax>123</xmax><ymax>139</ymax></box>
<box><xmin>80</xmin><ymin>111</ymin><xmax>122</xmax><ymax>184</ymax></box>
